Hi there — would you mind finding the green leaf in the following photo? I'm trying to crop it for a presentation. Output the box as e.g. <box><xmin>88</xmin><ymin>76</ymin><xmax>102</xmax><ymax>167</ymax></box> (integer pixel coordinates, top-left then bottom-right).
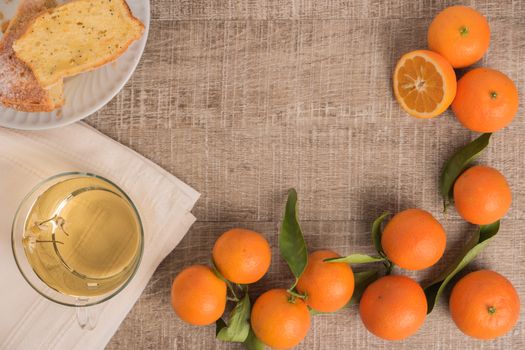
<box><xmin>439</xmin><ymin>133</ymin><xmax>492</xmax><ymax>209</ymax></box>
<box><xmin>347</xmin><ymin>270</ymin><xmax>380</xmax><ymax>306</ymax></box>
<box><xmin>215</xmin><ymin>318</ymin><xmax>227</xmax><ymax>336</ymax></box>
<box><xmin>371</xmin><ymin>212</ymin><xmax>390</xmax><ymax>257</ymax></box>
<box><xmin>325</xmin><ymin>254</ymin><xmax>384</xmax><ymax>264</ymax></box>
<box><xmin>244</xmin><ymin>328</ymin><xmax>265</xmax><ymax>350</ymax></box>
<box><xmin>479</xmin><ymin>221</ymin><xmax>501</xmax><ymax>240</ymax></box>
<box><xmin>370</xmin><ymin>212</ymin><xmax>395</xmax><ymax>274</ymax></box>
<box><xmin>217</xmin><ymin>294</ymin><xmax>251</xmax><ymax>342</ymax></box>
<box><xmin>279</xmin><ymin>188</ymin><xmax>308</xmax><ymax>287</ymax></box>
<box><xmin>424</xmin><ymin>221</ymin><xmax>500</xmax><ymax>314</ymax></box>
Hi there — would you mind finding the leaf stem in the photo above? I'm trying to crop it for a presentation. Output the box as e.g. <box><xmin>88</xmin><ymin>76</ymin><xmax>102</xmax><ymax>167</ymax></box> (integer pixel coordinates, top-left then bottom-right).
<box><xmin>287</xmin><ymin>289</ymin><xmax>307</xmax><ymax>300</ymax></box>
<box><xmin>289</xmin><ymin>277</ymin><xmax>299</xmax><ymax>291</ymax></box>
<box><xmin>383</xmin><ymin>259</ymin><xmax>394</xmax><ymax>275</ymax></box>
<box><xmin>226</xmin><ymin>280</ymin><xmax>239</xmax><ymax>300</ymax></box>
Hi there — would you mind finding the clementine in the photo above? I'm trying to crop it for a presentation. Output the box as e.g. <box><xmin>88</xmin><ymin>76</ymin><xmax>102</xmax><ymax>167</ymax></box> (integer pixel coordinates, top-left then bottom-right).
<box><xmin>381</xmin><ymin>209</ymin><xmax>446</xmax><ymax>270</ymax></box>
<box><xmin>393</xmin><ymin>50</ymin><xmax>456</xmax><ymax>118</ymax></box>
<box><xmin>453</xmin><ymin>165</ymin><xmax>512</xmax><ymax>225</ymax></box>
<box><xmin>428</xmin><ymin>6</ymin><xmax>490</xmax><ymax>68</ymax></box>
<box><xmin>450</xmin><ymin>270</ymin><xmax>520</xmax><ymax>339</ymax></box>
<box><xmin>452</xmin><ymin>68</ymin><xmax>519</xmax><ymax>132</ymax></box>
<box><xmin>212</xmin><ymin>228</ymin><xmax>271</xmax><ymax>284</ymax></box>
<box><xmin>170</xmin><ymin>265</ymin><xmax>227</xmax><ymax>326</ymax></box>
<box><xmin>359</xmin><ymin>275</ymin><xmax>427</xmax><ymax>340</ymax></box>
<box><xmin>251</xmin><ymin>289</ymin><xmax>311</xmax><ymax>349</ymax></box>
<box><xmin>296</xmin><ymin>250</ymin><xmax>355</xmax><ymax>312</ymax></box>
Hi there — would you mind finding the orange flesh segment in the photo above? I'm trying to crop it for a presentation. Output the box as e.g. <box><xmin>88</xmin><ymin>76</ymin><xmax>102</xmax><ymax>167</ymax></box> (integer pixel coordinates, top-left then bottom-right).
<box><xmin>396</xmin><ymin>56</ymin><xmax>444</xmax><ymax>113</ymax></box>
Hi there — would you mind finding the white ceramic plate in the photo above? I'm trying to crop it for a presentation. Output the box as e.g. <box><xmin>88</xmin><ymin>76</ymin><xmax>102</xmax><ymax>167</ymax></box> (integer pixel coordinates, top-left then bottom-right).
<box><xmin>0</xmin><ymin>0</ymin><xmax>150</xmax><ymax>130</ymax></box>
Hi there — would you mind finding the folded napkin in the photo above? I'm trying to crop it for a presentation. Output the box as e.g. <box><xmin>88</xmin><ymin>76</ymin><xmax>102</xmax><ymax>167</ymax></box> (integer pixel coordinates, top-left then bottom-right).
<box><xmin>0</xmin><ymin>123</ymin><xmax>199</xmax><ymax>350</ymax></box>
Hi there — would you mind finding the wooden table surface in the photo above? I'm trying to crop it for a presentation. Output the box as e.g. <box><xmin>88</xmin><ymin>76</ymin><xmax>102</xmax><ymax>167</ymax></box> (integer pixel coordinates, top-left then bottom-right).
<box><xmin>88</xmin><ymin>1</ymin><xmax>525</xmax><ymax>349</ymax></box>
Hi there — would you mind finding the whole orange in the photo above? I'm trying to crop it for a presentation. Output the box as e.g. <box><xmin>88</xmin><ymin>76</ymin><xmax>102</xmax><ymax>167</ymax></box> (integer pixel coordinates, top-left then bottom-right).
<box><xmin>251</xmin><ymin>289</ymin><xmax>311</xmax><ymax>349</ymax></box>
<box><xmin>359</xmin><ymin>275</ymin><xmax>427</xmax><ymax>340</ymax></box>
<box><xmin>170</xmin><ymin>265</ymin><xmax>227</xmax><ymax>326</ymax></box>
<box><xmin>212</xmin><ymin>228</ymin><xmax>271</xmax><ymax>284</ymax></box>
<box><xmin>450</xmin><ymin>270</ymin><xmax>520</xmax><ymax>339</ymax></box>
<box><xmin>296</xmin><ymin>250</ymin><xmax>355</xmax><ymax>312</ymax></box>
<box><xmin>428</xmin><ymin>6</ymin><xmax>490</xmax><ymax>68</ymax></box>
<box><xmin>453</xmin><ymin>165</ymin><xmax>512</xmax><ymax>225</ymax></box>
<box><xmin>381</xmin><ymin>209</ymin><xmax>446</xmax><ymax>270</ymax></box>
<box><xmin>452</xmin><ymin>68</ymin><xmax>519</xmax><ymax>132</ymax></box>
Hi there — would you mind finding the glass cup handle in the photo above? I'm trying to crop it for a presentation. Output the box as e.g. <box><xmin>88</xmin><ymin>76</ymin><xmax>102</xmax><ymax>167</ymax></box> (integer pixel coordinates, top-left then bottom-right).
<box><xmin>76</xmin><ymin>299</ymin><xmax>100</xmax><ymax>330</ymax></box>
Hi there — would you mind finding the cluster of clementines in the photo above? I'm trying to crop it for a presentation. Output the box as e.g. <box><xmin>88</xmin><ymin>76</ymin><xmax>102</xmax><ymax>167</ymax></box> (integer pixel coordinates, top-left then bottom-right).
<box><xmin>171</xmin><ymin>204</ymin><xmax>518</xmax><ymax>348</ymax></box>
<box><xmin>392</xmin><ymin>2</ymin><xmax>520</xmax><ymax>344</ymax></box>
<box><xmin>170</xmin><ymin>5</ymin><xmax>521</xmax><ymax>349</ymax></box>
<box><xmin>393</xmin><ymin>5</ymin><xmax>518</xmax><ymax>133</ymax></box>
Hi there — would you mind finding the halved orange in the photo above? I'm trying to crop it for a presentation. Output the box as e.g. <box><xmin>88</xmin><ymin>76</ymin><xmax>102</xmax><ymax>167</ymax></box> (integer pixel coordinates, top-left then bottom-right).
<box><xmin>393</xmin><ymin>50</ymin><xmax>457</xmax><ymax>118</ymax></box>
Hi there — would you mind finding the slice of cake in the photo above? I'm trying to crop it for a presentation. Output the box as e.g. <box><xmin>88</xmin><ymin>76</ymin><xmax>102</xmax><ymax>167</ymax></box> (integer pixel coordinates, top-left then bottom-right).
<box><xmin>13</xmin><ymin>0</ymin><xmax>145</xmax><ymax>89</ymax></box>
<box><xmin>0</xmin><ymin>0</ymin><xmax>64</xmax><ymax>112</ymax></box>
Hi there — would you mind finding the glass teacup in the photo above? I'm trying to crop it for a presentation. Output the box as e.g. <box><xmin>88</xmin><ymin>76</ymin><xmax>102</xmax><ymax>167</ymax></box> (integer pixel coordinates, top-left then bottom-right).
<box><xmin>11</xmin><ymin>172</ymin><xmax>144</xmax><ymax>329</ymax></box>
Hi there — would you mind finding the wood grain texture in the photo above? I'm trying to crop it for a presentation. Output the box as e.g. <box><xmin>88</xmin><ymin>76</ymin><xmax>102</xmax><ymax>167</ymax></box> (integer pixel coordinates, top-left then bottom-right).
<box><xmin>88</xmin><ymin>0</ymin><xmax>525</xmax><ymax>348</ymax></box>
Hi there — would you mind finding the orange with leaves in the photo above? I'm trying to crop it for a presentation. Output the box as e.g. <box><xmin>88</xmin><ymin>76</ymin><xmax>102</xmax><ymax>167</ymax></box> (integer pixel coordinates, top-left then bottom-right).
<box><xmin>296</xmin><ymin>250</ymin><xmax>355</xmax><ymax>312</ymax></box>
<box><xmin>171</xmin><ymin>265</ymin><xmax>227</xmax><ymax>326</ymax></box>
<box><xmin>251</xmin><ymin>289</ymin><xmax>311</xmax><ymax>349</ymax></box>
<box><xmin>381</xmin><ymin>209</ymin><xmax>446</xmax><ymax>270</ymax></box>
<box><xmin>212</xmin><ymin>228</ymin><xmax>271</xmax><ymax>284</ymax></box>
<box><xmin>453</xmin><ymin>165</ymin><xmax>512</xmax><ymax>225</ymax></box>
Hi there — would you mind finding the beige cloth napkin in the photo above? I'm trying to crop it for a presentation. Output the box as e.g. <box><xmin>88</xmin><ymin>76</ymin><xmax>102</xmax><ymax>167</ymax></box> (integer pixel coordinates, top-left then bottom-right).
<box><xmin>0</xmin><ymin>123</ymin><xmax>199</xmax><ymax>349</ymax></box>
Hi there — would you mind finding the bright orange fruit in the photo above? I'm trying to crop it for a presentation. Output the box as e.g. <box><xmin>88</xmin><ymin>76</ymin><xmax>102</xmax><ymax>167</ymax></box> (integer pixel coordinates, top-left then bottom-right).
<box><xmin>393</xmin><ymin>50</ymin><xmax>456</xmax><ymax>118</ymax></box>
<box><xmin>170</xmin><ymin>265</ymin><xmax>227</xmax><ymax>326</ymax></box>
<box><xmin>452</xmin><ymin>68</ymin><xmax>519</xmax><ymax>132</ymax></box>
<box><xmin>428</xmin><ymin>6</ymin><xmax>490</xmax><ymax>68</ymax></box>
<box><xmin>450</xmin><ymin>270</ymin><xmax>520</xmax><ymax>340</ymax></box>
<box><xmin>381</xmin><ymin>209</ymin><xmax>446</xmax><ymax>270</ymax></box>
<box><xmin>296</xmin><ymin>250</ymin><xmax>355</xmax><ymax>312</ymax></box>
<box><xmin>359</xmin><ymin>275</ymin><xmax>427</xmax><ymax>340</ymax></box>
<box><xmin>212</xmin><ymin>228</ymin><xmax>271</xmax><ymax>284</ymax></box>
<box><xmin>453</xmin><ymin>165</ymin><xmax>512</xmax><ymax>225</ymax></box>
<box><xmin>251</xmin><ymin>289</ymin><xmax>311</xmax><ymax>349</ymax></box>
